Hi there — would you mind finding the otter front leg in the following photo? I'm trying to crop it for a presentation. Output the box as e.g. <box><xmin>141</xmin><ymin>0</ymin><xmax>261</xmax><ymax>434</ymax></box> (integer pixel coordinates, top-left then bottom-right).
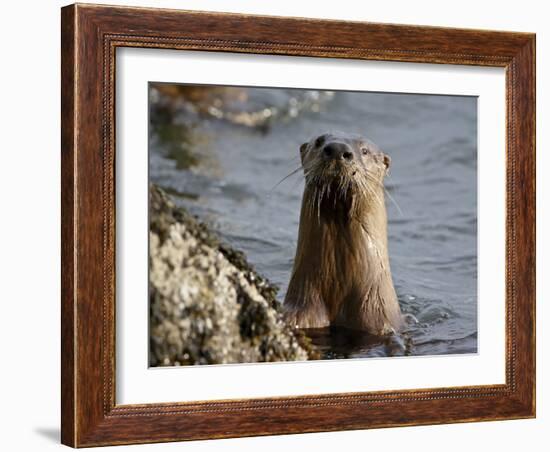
<box><xmin>362</xmin><ymin>283</ymin><xmax>403</xmax><ymax>335</ymax></box>
<box><xmin>340</xmin><ymin>281</ymin><xmax>402</xmax><ymax>334</ymax></box>
<box><xmin>283</xmin><ymin>297</ymin><xmax>330</xmax><ymax>329</ymax></box>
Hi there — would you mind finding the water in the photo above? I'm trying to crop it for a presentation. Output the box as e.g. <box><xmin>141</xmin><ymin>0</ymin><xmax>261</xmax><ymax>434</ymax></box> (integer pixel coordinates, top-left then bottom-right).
<box><xmin>149</xmin><ymin>84</ymin><xmax>477</xmax><ymax>359</ymax></box>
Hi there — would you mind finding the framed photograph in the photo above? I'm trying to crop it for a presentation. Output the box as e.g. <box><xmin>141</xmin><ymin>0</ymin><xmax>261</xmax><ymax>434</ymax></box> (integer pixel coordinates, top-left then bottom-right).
<box><xmin>61</xmin><ymin>3</ymin><xmax>536</xmax><ymax>447</ymax></box>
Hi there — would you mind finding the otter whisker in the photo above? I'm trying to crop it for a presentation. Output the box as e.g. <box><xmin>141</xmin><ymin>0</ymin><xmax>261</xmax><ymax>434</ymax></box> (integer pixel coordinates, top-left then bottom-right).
<box><xmin>364</xmin><ymin>173</ymin><xmax>403</xmax><ymax>216</ymax></box>
<box><xmin>355</xmin><ymin>177</ymin><xmax>382</xmax><ymax>210</ymax></box>
<box><xmin>364</xmin><ymin>173</ymin><xmax>390</xmax><ymax>209</ymax></box>
<box><xmin>383</xmin><ymin>188</ymin><xmax>403</xmax><ymax>216</ymax></box>
<box><xmin>270</xmin><ymin>166</ymin><xmax>304</xmax><ymax>192</ymax></box>
<box><xmin>317</xmin><ymin>184</ymin><xmax>324</xmax><ymax>224</ymax></box>
<box><xmin>308</xmin><ymin>183</ymin><xmax>317</xmax><ymax>219</ymax></box>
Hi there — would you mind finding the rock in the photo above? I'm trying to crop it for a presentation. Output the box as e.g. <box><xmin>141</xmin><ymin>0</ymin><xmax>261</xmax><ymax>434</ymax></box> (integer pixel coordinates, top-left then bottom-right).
<box><xmin>149</xmin><ymin>184</ymin><xmax>317</xmax><ymax>366</ymax></box>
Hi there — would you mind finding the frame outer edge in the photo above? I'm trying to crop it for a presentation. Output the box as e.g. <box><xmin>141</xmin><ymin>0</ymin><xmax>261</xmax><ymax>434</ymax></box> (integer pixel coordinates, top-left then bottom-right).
<box><xmin>514</xmin><ymin>35</ymin><xmax>536</xmax><ymax>416</ymax></box>
<box><xmin>531</xmin><ymin>35</ymin><xmax>537</xmax><ymax>417</ymax></box>
<box><xmin>61</xmin><ymin>3</ymin><xmax>77</xmax><ymax>448</ymax></box>
<box><xmin>60</xmin><ymin>3</ymin><xmax>536</xmax><ymax>447</ymax></box>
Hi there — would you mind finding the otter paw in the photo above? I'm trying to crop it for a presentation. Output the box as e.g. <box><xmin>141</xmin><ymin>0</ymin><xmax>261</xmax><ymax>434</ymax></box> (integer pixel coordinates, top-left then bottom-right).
<box><xmin>380</xmin><ymin>324</ymin><xmax>396</xmax><ymax>336</ymax></box>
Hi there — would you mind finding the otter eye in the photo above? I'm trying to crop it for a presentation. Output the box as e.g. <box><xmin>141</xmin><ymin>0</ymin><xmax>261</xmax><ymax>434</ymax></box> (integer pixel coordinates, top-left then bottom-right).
<box><xmin>361</xmin><ymin>147</ymin><xmax>369</xmax><ymax>155</ymax></box>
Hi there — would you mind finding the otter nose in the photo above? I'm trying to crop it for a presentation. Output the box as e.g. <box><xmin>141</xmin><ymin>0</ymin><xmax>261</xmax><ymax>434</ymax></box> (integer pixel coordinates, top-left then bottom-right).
<box><xmin>323</xmin><ymin>143</ymin><xmax>354</xmax><ymax>161</ymax></box>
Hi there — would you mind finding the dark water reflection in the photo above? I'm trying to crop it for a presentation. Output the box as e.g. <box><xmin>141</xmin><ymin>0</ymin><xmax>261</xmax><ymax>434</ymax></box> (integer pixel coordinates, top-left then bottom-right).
<box><xmin>305</xmin><ymin>327</ymin><xmax>410</xmax><ymax>359</ymax></box>
<box><xmin>149</xmin><ymin>84</ymin><xmax>478</xmax><ymax>359</ymax></box>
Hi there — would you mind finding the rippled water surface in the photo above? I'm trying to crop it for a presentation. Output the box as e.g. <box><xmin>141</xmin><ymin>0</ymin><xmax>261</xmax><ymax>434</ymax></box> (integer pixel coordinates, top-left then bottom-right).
<box><xmin>149</xmin><ymin>84</ymin><xmax>478</xmax><ymax>359</ymax></box>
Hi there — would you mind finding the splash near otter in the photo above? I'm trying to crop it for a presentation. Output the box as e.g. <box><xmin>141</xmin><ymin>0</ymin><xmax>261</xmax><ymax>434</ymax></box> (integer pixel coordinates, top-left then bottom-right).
<box><xmin>284</xmin><ymin>132</ymin><xmax>402</xmax><ymax>335</ymax></box>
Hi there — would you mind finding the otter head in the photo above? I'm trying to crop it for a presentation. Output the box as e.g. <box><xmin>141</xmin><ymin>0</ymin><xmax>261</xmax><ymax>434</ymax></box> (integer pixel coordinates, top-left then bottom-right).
<box><xmin>299</xmin><ymin>132</ymin><xmax>391</xmax><ymax>220</ymax></box>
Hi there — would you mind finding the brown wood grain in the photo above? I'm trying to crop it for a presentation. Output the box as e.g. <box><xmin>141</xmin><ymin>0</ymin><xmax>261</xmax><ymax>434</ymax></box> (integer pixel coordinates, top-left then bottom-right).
<box><xmin>60</xmin><ymin>5</ymin><xmax>76</xmax><ymax>447</ymax></box>
<box><xmin>61</xmin><ymin>3</ymin><xmax>536</xmax><ymax>447</ymax></box>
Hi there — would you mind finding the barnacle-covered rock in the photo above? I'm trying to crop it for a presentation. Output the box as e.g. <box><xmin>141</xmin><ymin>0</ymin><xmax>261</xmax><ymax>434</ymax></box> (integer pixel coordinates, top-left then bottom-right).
<box><xmin>149</xmin><ymin>184</ymin><xmax>316</xmax><ymax>366</ymax></box>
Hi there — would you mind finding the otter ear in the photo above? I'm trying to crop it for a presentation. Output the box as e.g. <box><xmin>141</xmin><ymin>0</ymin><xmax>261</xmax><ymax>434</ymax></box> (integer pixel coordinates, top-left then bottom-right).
<box><xmin>383</xmin><ymin>154</ymin><xmax>391</xmax><ymax>171</ymax></box>
<box><xmin>299</xmin><ymin>142</ymin><xmax>308</xmax><ymax>164</ymax></box>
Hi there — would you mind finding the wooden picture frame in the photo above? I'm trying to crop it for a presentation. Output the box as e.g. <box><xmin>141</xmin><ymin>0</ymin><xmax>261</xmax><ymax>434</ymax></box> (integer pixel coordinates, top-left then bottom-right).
<box><xmin>61</xmin><ymin>3</ymin><xmax>535</xmax><ymax>447</ymax></box>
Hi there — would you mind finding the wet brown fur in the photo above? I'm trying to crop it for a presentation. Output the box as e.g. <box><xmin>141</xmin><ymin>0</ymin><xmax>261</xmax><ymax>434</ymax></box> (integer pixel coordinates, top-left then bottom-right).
<box><xmin>284</xmin><ymin>132</ymin><xmax>402</xmax><ymax>335</ymax></box>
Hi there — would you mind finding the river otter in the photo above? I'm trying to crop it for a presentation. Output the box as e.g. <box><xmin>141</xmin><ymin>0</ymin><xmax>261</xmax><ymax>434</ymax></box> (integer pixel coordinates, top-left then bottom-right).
<box><xmin>284</xmin><ymin>132</ymin><xmax>402</xmax><ymax>335</ymax></box>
